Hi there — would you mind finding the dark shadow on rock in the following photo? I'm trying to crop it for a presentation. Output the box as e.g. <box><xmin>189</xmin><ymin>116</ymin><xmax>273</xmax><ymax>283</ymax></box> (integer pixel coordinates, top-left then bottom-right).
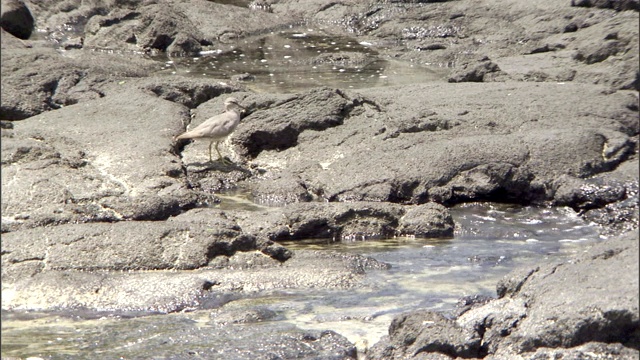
<box><xmin>188</xmin><ymin>159</ymin><xmax>251</xmax><ymax>174</ymax></box>
<box><xmin>0</xmin><ymin>0</ymin><xmax>34</xmax><ymax>39</ymax></box>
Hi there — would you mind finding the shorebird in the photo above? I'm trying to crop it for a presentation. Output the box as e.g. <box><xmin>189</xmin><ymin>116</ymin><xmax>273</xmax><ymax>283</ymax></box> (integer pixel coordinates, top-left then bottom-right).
<box><xmin>176</xmin><ymin>97</ymin><xmax>245</xmax><ymax>164</ymax></box>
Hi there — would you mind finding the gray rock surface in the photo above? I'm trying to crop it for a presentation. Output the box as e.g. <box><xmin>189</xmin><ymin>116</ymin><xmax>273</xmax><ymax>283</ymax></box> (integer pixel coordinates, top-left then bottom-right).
<box><xmin>1</xmin><ymin>82</ymin><xmax>194</xmax><ymax>230</ymax></box>
<box><xmin>366</xmin><ymin>230</ymin><xmax>640</xmax><ymax>359</ymax></box>
<box><xmin>230</xmin><ymin>83</ymin><xmax>637</xmax><ymax>206</ymax></box>
<box><xmin>1</xmin><ymin>248</ymin><xmax>386</xmax><ymax>312</ymax></box>
<box><xmin>0</xmin><ymin>46</ymin><xmax>154</xmax><ymax>119</ymax></box>
<box><xmin>0</xmin><ymin>0</ymin><xmax>638</xmax><ymax>358</ymax></box>
<box><xmin>0</xmin><ymin>0</ymin><xmax>34</xmax><ymax>39</ymax></box>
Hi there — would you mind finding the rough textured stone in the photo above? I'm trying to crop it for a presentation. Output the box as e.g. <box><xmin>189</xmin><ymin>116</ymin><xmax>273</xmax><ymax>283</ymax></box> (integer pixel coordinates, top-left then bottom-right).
<box><xmin>0</xmin><ymin>1</ymin><xmax>638</xmax><ymax>358</ymax></box>
<box><xmin>0</xmin><ymin>0</ymin><xmax>34</xmax><ymax>39</ymax></box>
<box><xmin>367</xmin><ymin>231</ymin><xmax>640</xmax><ymax>359</ymax></box>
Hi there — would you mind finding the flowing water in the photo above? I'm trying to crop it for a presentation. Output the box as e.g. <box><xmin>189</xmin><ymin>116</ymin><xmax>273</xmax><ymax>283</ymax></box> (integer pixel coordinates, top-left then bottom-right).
<box><xmin>2</xmin><ymin>25</ymin><xmax>604</xmax><ymax>360</ymax></box>
<box><xmin>1</xmin><ymin>202</ymin><xmax>602</xmax><ymax>359</ymax></box>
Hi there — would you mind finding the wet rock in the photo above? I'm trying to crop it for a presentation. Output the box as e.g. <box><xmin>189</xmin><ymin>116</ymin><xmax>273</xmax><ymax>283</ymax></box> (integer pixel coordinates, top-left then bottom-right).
<box><xmin>1</xmin><ymin>243</ymin><xmax>385</xmax><ymax>311</ymax></box>
<box><xmin>518</xmin><ymin>342</ymin><xmax>640</xmax><ymax>360</ymax></box>
<box><xmin>131</xmin><ymin>324</ymin><xmax>357</xmax><ymax>360</ymax></box>
<box><xmin>0</xmin><ymin>0</ymin><xmax>34</xmax><ymax>39</ymax></box>
<box><xmin>451</xmin><ymin>294</ymin><xmax>494</xmax><ymax>318</ymax></box>
<box><xmin>367</xmin><ymin>310</ymin><xmax>482</xmax><ymax>359</ymax></box>
<box><xmin>256</xmin><ymin>238</ymin><xmax>293</xmax><ymax>262</ymax></box>
<box><xmin>191</xmin><ymin>201</ymin><xmax>453</xmax><ymax>241</ymax></box>
<box><xmin>428</xmin><ymin>162</ymin><xmax>535</xmax><ymax>205</ymax></box>
<box><xmin>269</xmin><ymin>202</ymin><xmax>405</xmax><ymax>241</ymax></box>
<box><xmin>486</xmin><ymin>230</ymin><xmax>640</xmax><ymax>355</ymax></box>
<box><xmin>81</xmin><ymin>1</ymin><xmax>292</xmax><ymax>54</ymax></box>
<box><xmin>553</xmin><ymin>175</ymin><xmax>629</xmax><ymax>210</ymax></box>
<box><xmin>211</xmin><ymin>306</ymin><xmax>279</xmax><ymax>324</ymax></box>
<box><xmin>580</xmin><ymin>159</ymin><xmax>640</xmax><ymax>235</ymax></box>
<box><xmin>311</xmin><ymin>51</ymin><xmax>374</xmax><ymax>68</ymax></box>
<box><xmin>396</xmin><ymin>203</ymin><xmax>455</xmax><ymax>238</ymax></box>
<box><xmin>247</xmin><ymin>174</ymin><xmax>314</xmax><ymax>206</ymax></box>
<box><xmin>583</xmin><ymin>196</ymin><xmax>639</xmax><ymax>236</ymax></box>
<box><xmin>369</xmin><ymin>230</ymin><xmax>640</xmax><ymax>359</ymax></box>
<box><xmin>1</xmin><ymin>270</ymin><xmax>213</xmax><ymax>313</ymax></box>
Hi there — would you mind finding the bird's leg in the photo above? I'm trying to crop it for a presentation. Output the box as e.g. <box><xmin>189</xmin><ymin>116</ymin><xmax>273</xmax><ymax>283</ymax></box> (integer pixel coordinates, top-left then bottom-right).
<box><xmin>215</xmin><ymin>141</ymin><xmax>232</xmax><ymax>165</ymax></box>
<box><xmin>208</xmin><ymin>141</ymin><xmax>214</xmax><ymax>162</ymax></box>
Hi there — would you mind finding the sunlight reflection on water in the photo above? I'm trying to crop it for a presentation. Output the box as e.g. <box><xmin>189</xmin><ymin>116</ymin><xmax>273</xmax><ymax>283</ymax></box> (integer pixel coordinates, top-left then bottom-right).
<box><xmin>154</xmin><ymin>27</ymin><xmax>448</xmax><ymax>93</ymax></box>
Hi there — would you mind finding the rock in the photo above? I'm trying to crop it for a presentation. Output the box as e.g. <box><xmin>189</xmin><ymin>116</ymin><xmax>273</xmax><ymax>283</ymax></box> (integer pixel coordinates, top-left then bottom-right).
<box><xmin>0</xmin><ymin>47</ymin><xmax>154</xmax><ymax>120</ymax></box>
<box><xmin>234</xmin><ymin>202</ymin><xmax>401</xmax><ymax>241</ymax></box>
<box><xmin>517</xmin><ymin>342</ymin><xmax>640</xmax><ymax>360</ymax></box>
<box><xmin>583</xmin><ymin>196</ymin><xmax>639</xmax><ymax>236</ymax></box>
<box><xmin>231</xmin><ymin>73</ymin><xmax>256</xmax><ymax>82</ymax></box>
<box><xmin>256</xmin><ymin>238</ymin><xmax>293</xmax><ymax>262</ymax></box>
<box><xmin>0</xmin><ymin>27</ymin><xmax>30</xmax><ymax>49</ymax></box>
<box><xmin>1</xmin><ymin>270</ymin><xmax>214</xmax><ymax>313</ymax></box>
<box><xmin>368</xmin><ymin>230</ymin><xmax>640</xmax><ymax>358</ymax></box>
<box><xmin>448</xmin><ymin>59</ymin><xmax>501</xmax><ymax>83</ymax></box>
<box><xmin>61</xmin><ymin>36</ymin><xmax>83</xmax><ymax>49</ymax></box>
<box><xmin>396</xmin><ymin>203</ymin><xmax>455</xmax><ymax>238</ymax></box>
<box><xmin>233</xmin><ymin>87</ymin><xmax>352</xmax><ymax>158</ymax></box>
<box><xmin>234</xmin><ymin>82</ymin><xmax>636</xmax><ymax>207</ymax></box>
<box><xmin>1</xmin><ymin>241</ymin><xmax>388</xmax><ymax>311</ymax></box>
<box><xmin>178</xmin><ymin>201</ymin><xmax>454</xmax><ymax>242</ymax></box>
<box><xmin>1</xmin><ymin>81</ymin><xmax>197</xmax><ymax>231</ymax></box>
<box><xmin>487</xmin><ymin>230</ymin><xmax>640</xmax><ymax>355</ymax></box>
<box><xmin>247</xmin><ymin>174</ymin><xmax>314</xmax><ymax>206</ymax></box>
<box><xmin>0</xmin><ymin>220</ymin><xmax>249</xmax><ymax>276</ymax></box>
<box><xmin>0</xmin><ymin>0</ymin><xmax>34</xmax><ymax>39</ymax></box>
<box><xmin>277</xmin><ymin>202</ymin><xmax>403</xmax><ymax>241</ymax></box>
<box><xmin>211</xmin><ymin>306</ymin><xmax>279</xmax><ymax>324</ymax></box>
<box><xmin>142</xmin><ymin>78</ymin><xmax>244</xmax><ymax>109</ymax></box>
<box><xmin>573</xmin><ymin>40</ymin><xmax>627</xmax><ymax>64</ymax></box>
<box><xmin>553</xmin><ymin>159</ymin><xmax>639</xmax><ymax>234</ymax></box>
<box><xmin>0</xmin><ymin>0</ymin><xmax>638</xmax><ymax>357</ymax></box>
<box><xmin>367</xmin><ymin>310</ymin><xmax>482</xmax><ymax>359</ymax></box>
<box><xmin>553</xmin><ymin>175</ymin><xmax>629</xmax><ymax>210</ymax></box>
<box><xmin>81</xmin><ymin>1</ymin><xmax>293</xmax><ymax>54</ymax></box>
<box><xmin>571</xmin><ymin>0</ymin><xmax>640</xmax><ymax>11</ymax></box>
<box><xmin>311</xmin><ymin>51</ymin><xmax>374</xmax><ymax>68</ymax></box>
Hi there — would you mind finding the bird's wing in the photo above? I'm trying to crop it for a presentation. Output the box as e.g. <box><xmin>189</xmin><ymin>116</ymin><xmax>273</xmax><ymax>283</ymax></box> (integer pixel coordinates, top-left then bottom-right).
<box><xmin>177</xmin><ymin>112</ymin><xmax>239</xmax><ymax>140</ymax></box>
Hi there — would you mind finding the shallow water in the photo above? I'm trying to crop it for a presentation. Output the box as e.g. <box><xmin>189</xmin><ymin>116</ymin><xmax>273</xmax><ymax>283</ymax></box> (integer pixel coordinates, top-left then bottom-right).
<box><xmin>153</xmin><ymin>27</ymin><xmax>447</xmax><ymax>93</ymax></box>
<box><xmin>5</xmin><ymin>22</ymin><xmax>604</xmax><ymax>359</ymax></box>
<box><xmin>1</xmin><ymin>203</ymin><xmax>602</xmax><ymax>359</ymax></box>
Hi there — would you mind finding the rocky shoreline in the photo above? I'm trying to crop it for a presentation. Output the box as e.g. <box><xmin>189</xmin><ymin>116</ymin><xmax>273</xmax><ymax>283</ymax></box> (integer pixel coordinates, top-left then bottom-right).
<box><xmin>1</xmin><ymin>0</ymin><xmax>638</xmax><ymax>358</ymax></box>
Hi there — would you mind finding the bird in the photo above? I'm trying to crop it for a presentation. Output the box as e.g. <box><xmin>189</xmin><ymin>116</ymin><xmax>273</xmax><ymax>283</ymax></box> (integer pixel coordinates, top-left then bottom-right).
<box><xmin>176</xmin><ymin>97</ymin><xmax>245</xmax><ymax>164</ymax></box>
